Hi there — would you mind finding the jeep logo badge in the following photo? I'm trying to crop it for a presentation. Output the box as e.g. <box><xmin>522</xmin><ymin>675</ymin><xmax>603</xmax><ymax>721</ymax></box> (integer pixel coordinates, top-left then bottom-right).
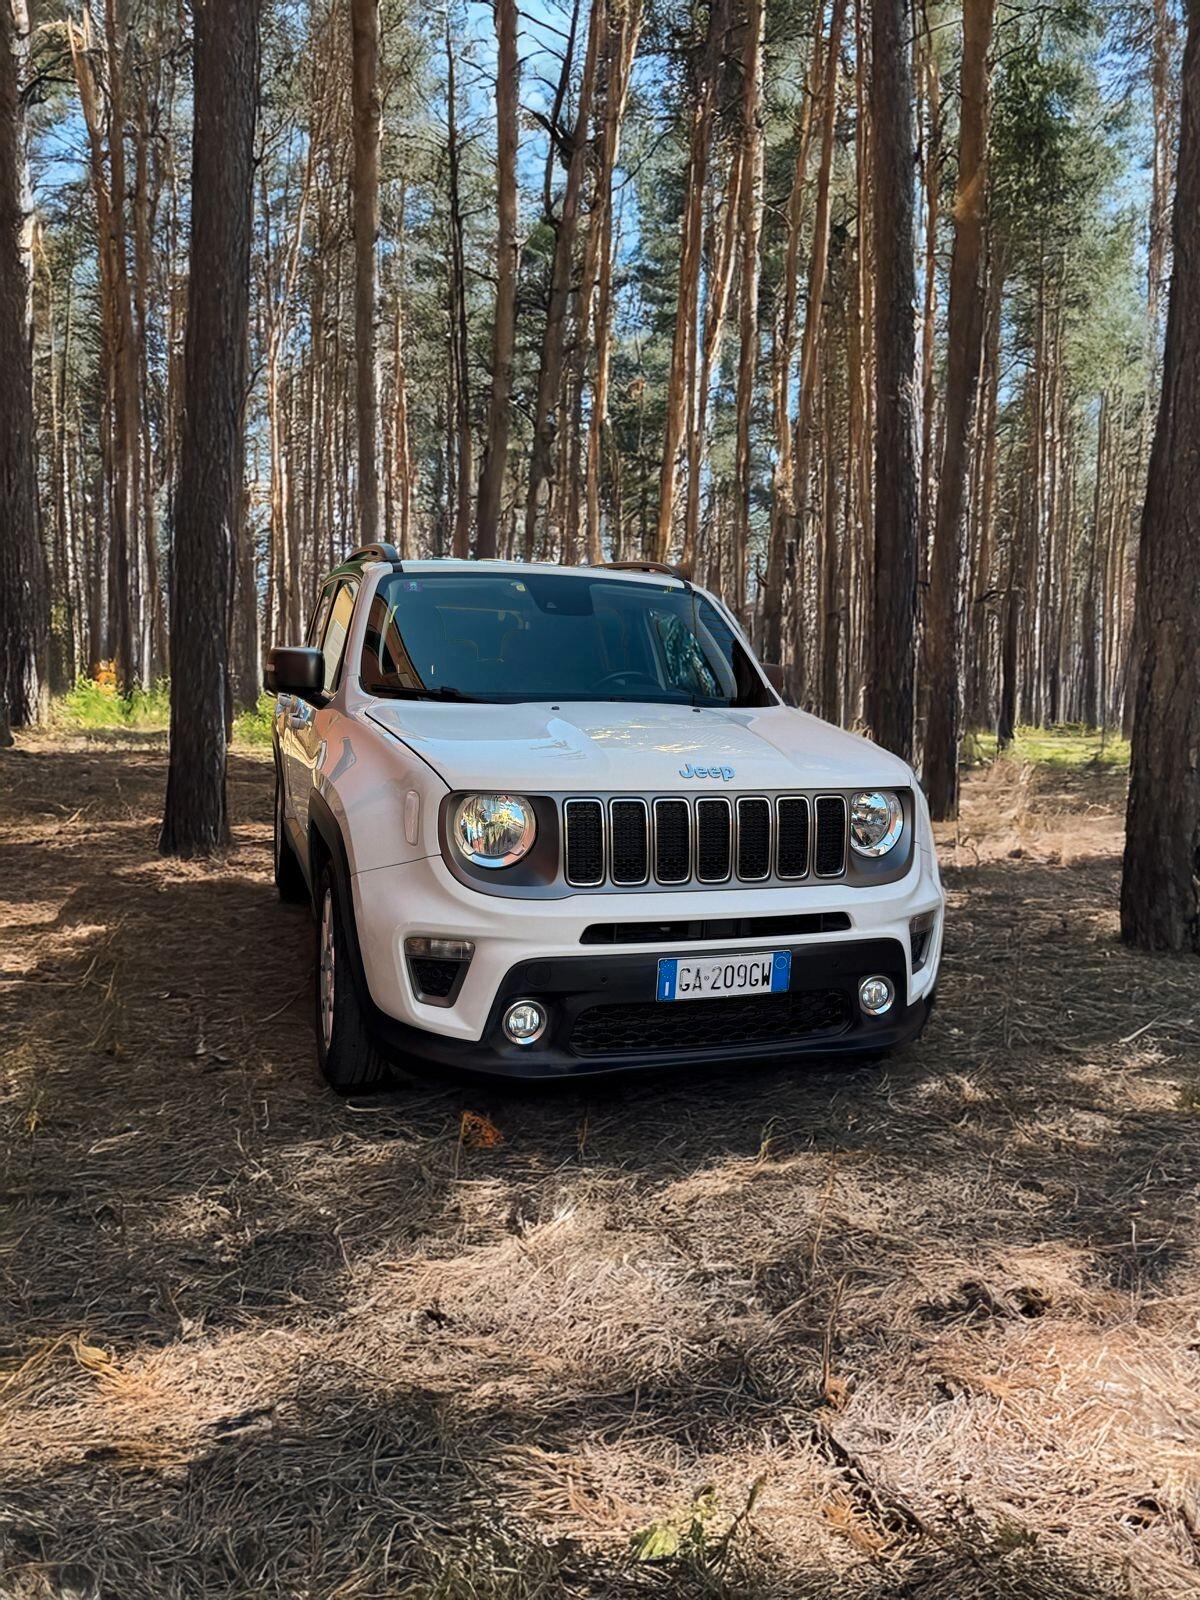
<box><xmin>679</xmin><ymin>762</ymin><xmax>735</xmax><ymax>781</ymax></box>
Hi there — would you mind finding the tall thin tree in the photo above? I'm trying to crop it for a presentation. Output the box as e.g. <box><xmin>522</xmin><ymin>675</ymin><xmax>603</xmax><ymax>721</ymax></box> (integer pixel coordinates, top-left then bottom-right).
<box><xmin>0</xmin><ymin>0</ymin><xmax>45</xmax><ymax>743</ymax></box>
<box><xmin>1121</xmin><ymin>4</ymin><xmax>1200</xmax><ymax>952</ymax></box>
<box><xmin>922</xmin><ymin>0</ymin><xmax>995</xmax><ymax>817</ymax></box>
<box><xmin>350</xmin><ymin>0</ymin><xmax>382</xmax><ymax>543</ymax></box>
<box><xmin>476</xmin><ymin>0</ymin><xmax>519</xmax><ymax>558</ymax></box>
<box><xmin>865</xmin><ymin>0</ymin><xmax>920</xmax><ymax>761</ymax></box>
<box><xmin>160</xmin><ymin>0</ymin><xmax>259</xmax><ymax>855</ymax></box>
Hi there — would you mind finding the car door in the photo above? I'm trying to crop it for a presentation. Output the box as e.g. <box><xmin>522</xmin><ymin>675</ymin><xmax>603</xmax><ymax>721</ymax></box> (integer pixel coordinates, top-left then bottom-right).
<box><xmin>289</xmin><ymin>579</ymin><xmax>358</xmax><ymax>835</ymax></box>
<box><xmin>280</xmin><ymin>583</ymin><xmax>335</xmax><ymax>821</ymax></box>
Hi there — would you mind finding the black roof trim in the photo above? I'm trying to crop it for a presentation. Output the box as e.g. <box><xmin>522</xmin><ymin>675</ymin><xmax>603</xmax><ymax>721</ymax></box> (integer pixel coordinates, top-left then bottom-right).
<box><xmin>346</xmin><ymin>542</ymin><xmax>402</xmax><ymax>566</ymax></box>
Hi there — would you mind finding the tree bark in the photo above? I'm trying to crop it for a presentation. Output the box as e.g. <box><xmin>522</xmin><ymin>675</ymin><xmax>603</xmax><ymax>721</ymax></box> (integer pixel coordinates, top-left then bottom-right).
<box><xmin>864</xmin><ymin>0</ymin><xmax>920</xmax><ymax>762</ymax></box>
<box><xmin>1121</xmin><ymin>6</ymin><xmax>1200</xmax><ymax>952</ymax></box>
<box><xmin>476</xmin><ymin>0</ymin><xmax>520</xmax><ymax>558</ymax></box>
<box><xmin>523</xmin><ymin>0</ymin><xmax>602</xmax><ymax>558</ymax></box>
<box><xmin>731</xmin><ymin>0</ymin><xmax>764</xmax><ymax>617</ymax></box>
<box><xmin>350</xmin><ymin>0</ymin><xmax>381</xmax><ymax>543</ymax></box>
<box><xmin>921</xmin><ymin>0</ymin><xmax>994</xmax><ymax>817</ymax></box>
<box><xmin>446</xmin><ymin>25</ymin><xmax>472</xmax><ymax>560</ymax></box>
<box><xmin>0</xmin><ymin>0</ymin><xmax>44</xmax><ymax>740</ymax></box>
<box><xmin>653</xmin><ymin>0</ymin><xmax>727</xmax><ymax>563</ymax></box>
<box><xmin>160</xmin><ymin>0</ymin><xmax>259</xmax><ymax>855</ymax></box>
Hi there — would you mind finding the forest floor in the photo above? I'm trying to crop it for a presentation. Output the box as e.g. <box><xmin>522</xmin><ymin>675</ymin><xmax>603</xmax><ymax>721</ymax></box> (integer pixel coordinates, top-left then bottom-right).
<box><xmin>2</xmin><ymin>728</ymin><xmax>1199</xmax><ymax>1600</ymax></box>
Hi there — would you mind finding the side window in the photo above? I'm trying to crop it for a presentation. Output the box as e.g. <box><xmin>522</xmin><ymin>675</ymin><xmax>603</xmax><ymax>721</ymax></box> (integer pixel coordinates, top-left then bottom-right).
<box><xmin>306</xmin><ymin>587</ymin><xmax>334</xmax><ymax>649</ymax></box>
<box><xmin>320</xmin><ymin>583</ymin><xmax>357</xmax><ymax>693</ymax></box>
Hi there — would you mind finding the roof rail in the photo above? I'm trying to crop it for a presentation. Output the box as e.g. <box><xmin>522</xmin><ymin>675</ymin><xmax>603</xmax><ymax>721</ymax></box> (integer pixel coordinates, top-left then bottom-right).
<box><xmin>346</xmin><ymin>542</ymin><xmax>401</xmax><ymax>564</ymax></box>
<box><xmin>602</xmin><ymin>560</ymin><xmax>690</xmax><ymax>583</ymax></box>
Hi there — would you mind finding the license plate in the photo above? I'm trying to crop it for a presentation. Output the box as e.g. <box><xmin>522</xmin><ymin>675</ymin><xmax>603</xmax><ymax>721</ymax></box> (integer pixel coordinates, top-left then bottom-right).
<box><xmin>656</xmin><ymin>950</ymin><xmax>791</xmax><ymax>1002</ymax></box>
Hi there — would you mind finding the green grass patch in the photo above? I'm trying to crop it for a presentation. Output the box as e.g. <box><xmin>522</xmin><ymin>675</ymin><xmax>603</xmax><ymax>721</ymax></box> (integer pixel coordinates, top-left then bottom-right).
<box><xmin>231</xmin><ymin>695</ymin><xmax>276</xmax><ymax>748</ymax></box>
<box><xmin>54</xmin><ymin>679</ymin><xmax>275</xmax><ymax>750</ymax></box>
<box><xmin>56</xmin><ymin>676</ymin><xmax>171</xmax><ymax>730</ymax></box>
<box><xmin>963</xmin><ymin>723</ymin><xmax>1129</xmax><ymax>771</ymax></box>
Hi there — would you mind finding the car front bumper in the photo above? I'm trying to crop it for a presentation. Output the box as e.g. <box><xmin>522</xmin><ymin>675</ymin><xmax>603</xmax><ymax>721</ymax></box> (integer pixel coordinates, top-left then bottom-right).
<box><xmin>350</xmin><ymin>847</ymin><xmax>944</xmax><ymax>1080</ymax></box>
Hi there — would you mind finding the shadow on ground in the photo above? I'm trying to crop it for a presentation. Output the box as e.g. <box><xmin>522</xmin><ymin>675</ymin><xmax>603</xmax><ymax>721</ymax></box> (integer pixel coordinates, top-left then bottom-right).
<box><xmin>2</xmin><ymin>735</ymin><xmax>1198</xmax><ymax>1600</ymax></box>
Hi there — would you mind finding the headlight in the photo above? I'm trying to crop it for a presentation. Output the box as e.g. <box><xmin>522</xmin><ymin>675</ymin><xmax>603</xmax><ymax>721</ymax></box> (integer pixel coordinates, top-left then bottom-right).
<box><xmin>849</xmin><ymin>790</ymin><xmax>904</xmax><ymax>857</ymax></box>
<box><xmin>452</xmin><ymin>793</ymin><xmax>537</xmax><ymax>868</ymax></box>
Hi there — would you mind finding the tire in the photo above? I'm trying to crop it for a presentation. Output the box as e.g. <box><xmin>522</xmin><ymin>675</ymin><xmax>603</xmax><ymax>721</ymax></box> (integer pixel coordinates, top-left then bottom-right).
<box><xmin>273</xmin><ymin>764</ymin><xmax>309</xmax><ymax>904</ymax></box>
<box><xmin>313</xmin><ymin>860</ymin><xmax>392</xmax><ymax>1093</ymax></box>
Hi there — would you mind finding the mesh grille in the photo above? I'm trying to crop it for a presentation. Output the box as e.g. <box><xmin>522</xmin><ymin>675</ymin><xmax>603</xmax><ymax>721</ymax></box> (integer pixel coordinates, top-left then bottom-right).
<box><xmin>814</xmin><ymin>796</ymin><xmax>848</xmax><ymax>876</ymax></box>
<box><xmin>609</xmin><ymin>800</ymin><xmax>649</xmax><ymax>884</ymax></box>
<box><xmin>736</xmin><ymin>798</ymin><xmax>771</xmax><ymax>880</ymax></box>
<box><xmin>570</xmin><ymin>988</ymin><xmax>852</xmax><ymax>1057</ymax></box>
<box><xmin>408</xmin><ymin>957</ymin><xmax>461</xmax><ymax>999</ymax></box>
<box><xmin>695</xmin><ymin>799</ymin><xmax>732</xmax><ymax>882</ymax></box>
<box><xmin>776</xmin><ymin>797</ymin><xmax>810</xmax><ymax>877</ymax></box>
<box><xmin>654</xmin><ymin>800</ymin><xmax>691</xmax><ymax>883</ymax></box>
<box><xmin>564</xmin><ymin>800</ymin><xmax>604</xmax><ymax>884</ymax></box>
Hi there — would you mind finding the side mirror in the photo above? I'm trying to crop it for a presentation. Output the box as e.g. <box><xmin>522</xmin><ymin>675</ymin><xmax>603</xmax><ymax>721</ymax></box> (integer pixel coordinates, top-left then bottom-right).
<box><xmin>266</xmin><ymin>646</ymin><xmax>324</xmax><ymax>702</ymax></box>
<box><xmin>762</xmin><ymin>662</ymin><xmax>785</xmax><ymax>695</ymax></box>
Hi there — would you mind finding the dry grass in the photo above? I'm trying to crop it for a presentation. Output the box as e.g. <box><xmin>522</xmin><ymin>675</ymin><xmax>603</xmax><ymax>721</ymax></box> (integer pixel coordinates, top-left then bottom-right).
<box><xmin>2</xmin><ymin>732</ymin><xmax>1199</xmax><ymax>1599</ymax></box>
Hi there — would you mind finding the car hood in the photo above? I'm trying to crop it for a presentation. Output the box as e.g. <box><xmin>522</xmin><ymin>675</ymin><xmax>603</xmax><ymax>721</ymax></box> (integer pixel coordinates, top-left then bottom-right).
<box><xmin>363</xmin><ymin>700</ymin><xmax>912</xmax><ymax>793</ymax></box>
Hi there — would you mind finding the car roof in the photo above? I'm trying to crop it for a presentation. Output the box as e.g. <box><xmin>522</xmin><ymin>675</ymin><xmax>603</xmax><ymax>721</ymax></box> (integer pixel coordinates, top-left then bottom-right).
<box><xmin>326</xmin><ymin>555</ymin><xmax>692</xmax><ymax>591</ymax></box>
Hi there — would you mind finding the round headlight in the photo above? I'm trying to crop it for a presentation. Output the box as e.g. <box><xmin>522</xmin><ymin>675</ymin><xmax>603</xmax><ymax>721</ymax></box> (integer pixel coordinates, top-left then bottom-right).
<box><xmin>849</xmin><ymin>790</ymin><xmax>904</xmax><ymax>857</ymax></box>
<box><xmin>453</xmin><ymin>793</ymin><xmax>537</xmax><ymax>868</ymax></box>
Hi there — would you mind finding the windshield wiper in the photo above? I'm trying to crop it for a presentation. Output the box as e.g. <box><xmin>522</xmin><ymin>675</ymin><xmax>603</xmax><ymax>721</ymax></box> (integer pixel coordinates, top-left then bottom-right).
<box><xmin>371</xmin><ymin>685</ymin><xmax>483</xmax><ymax>703</ymax></box>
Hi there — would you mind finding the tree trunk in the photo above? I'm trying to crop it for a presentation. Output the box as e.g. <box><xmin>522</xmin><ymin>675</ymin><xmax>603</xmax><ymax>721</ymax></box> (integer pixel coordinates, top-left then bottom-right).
<box><xmin>476</xmin><ymin>0</ymin><xmax>519</xmax><ymax>558</ymax></box>
<box><xmin>524</xmin><ymin>0</ymin><xmax>602</xmax><ymax>557</ymax></box>
<box><xmin>1121</xmin><ymin>7</ymin><xmax>1200</xmax><ymax>952</ymax></box>
<box><xmin>585</xmin><ymin>0</ymin><xmax>641</xmax><ymax>564</ymax></box>
<box><xmin>920</xmin><ymin>0</ymin><xmax>994</xmax><ymax>817</ymax></box>
<box><xmin>0</xmin><ymin>0</ymin><xmax>44</xmax><ymax>740</ymax></box>
<box><xmin>446</xmin><ymin>26</ymin><xmax>472</xmax><ymax>560</ymax></box>
<box><xmin>731</xmin><ymin>0</ymin><xmax>764</xmax><ymax>617</ymax></box>
<box><xmin>864</xmin><ymin>0</ymin><xmax>920</xmax><ymax>762</ymax></box>
<box><xmin>653</xmin><ymin>0</ymin><xmax>727</xmax><ymax>562</ymax></box>
<box><xmin>763</xmin><ymin>0</ymin><xmax>845</xmax><ymax>665</ymax></box>
<box><xmin>160</xmin><ymin>0</ymin><xmax>259</xmax><ymax>855</ymax></box>
<box><xmin>350</xmin><ymin>0</ymin><xmax>381</xmax><ymax>543</ymax></box>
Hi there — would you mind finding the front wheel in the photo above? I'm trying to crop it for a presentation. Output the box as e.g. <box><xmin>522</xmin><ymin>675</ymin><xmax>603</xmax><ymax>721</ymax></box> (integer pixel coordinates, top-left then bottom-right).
<box><xmin>313</xmin><ymin>862</ymin><xmax>392</xmax><ymax>1093</ymax></box>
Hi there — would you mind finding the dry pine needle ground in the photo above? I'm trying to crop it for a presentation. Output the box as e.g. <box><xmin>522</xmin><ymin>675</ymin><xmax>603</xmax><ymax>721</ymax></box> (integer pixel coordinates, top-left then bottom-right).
<box><xmin>1</xmin><ymin>731</ymin><xmax>1199</xmax><ymax>1599</ymax></box>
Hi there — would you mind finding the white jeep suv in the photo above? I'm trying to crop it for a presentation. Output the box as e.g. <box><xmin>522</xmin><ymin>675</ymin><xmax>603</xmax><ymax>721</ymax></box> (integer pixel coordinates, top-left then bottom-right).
<box><xmin>267</xmin><ymin>546</ymin><xmax>944</xmax><ymax>1091</ymax></box>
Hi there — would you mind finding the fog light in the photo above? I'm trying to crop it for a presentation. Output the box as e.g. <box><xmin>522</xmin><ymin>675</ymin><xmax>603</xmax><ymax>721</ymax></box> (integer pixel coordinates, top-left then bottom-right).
<box><xmin>858</xmin><ymin>975</ymin><xmax>894</xmax><ymax>1016</ymax></box>
<box><xmin>503</xmin><ymin>999</ymin><xmax>547</xmax><ymax>1045</ymax></box>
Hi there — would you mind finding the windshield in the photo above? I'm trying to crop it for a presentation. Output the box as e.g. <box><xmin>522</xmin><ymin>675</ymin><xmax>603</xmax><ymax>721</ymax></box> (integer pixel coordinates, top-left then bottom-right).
<box><xmin>359</xmin><ymin>571</ymin><xmax>772</xmax><ymax>706</ymax></box>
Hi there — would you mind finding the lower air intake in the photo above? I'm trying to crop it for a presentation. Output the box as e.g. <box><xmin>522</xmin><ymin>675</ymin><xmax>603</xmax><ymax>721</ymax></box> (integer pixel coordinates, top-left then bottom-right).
<box><xmin>569</xmin><ymin>988</ymin><xmax>852</xmax><ymax>1057</ymax></box>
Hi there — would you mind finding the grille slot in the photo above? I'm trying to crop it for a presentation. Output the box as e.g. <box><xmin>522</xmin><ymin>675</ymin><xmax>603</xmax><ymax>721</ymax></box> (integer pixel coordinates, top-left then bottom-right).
<box><xmin>776</xmin><ymin>797</ymin><xmax>810</xmax><ymax>878</ymax></box>
<box><xmin>580</xmin><ymin>912</ymin><xmax>852</xmax><ymax>944</ymax></box>
<box><xmin>653</xmin><ymin>799</ymin><xmax>691</xmax><ymax>883</ymax></box>
<box><xmin>570</xmin><ymin>988</ymin><xmax>853</xmax><ymax>1057</ymax></box>
<box><xmin>564</xmin><ymin>799</ymin><xmax>604</xmax><ymax>885</ymax></box>
<box><xmin>609</xmin><ymin>799</ymin><xmax>649</xmax><ymax>885</ymax></box>
<box><xmin>736</xmin><ymin>797</ymin><xmax>771</xmax><ymax>880</ymax></box>
<box><xmin>695</xmin><ymin>798</ymin><xmax>732</xmax><ymax>883</ymax></box>
<box><xmin>814</xmin><ymin>795</ymin><xmax>848</xmax><ymax>877</ymax></box>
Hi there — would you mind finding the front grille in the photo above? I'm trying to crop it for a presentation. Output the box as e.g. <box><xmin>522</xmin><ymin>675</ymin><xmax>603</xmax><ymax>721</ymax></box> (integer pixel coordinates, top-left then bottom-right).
<box><xmin>814</xmin><ymin>796</ymin><xmax>848</xmax><ymax>876</ymax></box>
<box><xmin>777</xmin><ymin>797</ymin><xmax>810</xmax><ymax>877</ymax></box>
<box><xmin>654</xmin><ymin>799</ymin><xmax>691</xmax><ymax>883</ymax></box>
<box><xmin>610</xmin><ymin>799</ymin><xmax>649</xmax><ymax>884</ymax></box>
<box><xmin>696</xmin><ymin>798</ymin><xmax>732</xmax><ymax>882</ymax></box>
<box><xmin>562</xmin><ymin>791</ymin><xmax>851</xmax><ymax>889</ymax></box>
<box><xmin>736</xmin><ymin>797</ymin><xmax>771</xmax><ymax>879</ymax></box>
<box><xmin>570</xmin><ymin>987</ymin><xmax>853</xmax><ymax>1057</ymax></box>
<box><xmin>564</xmin><ymin>799</ymin><xmax>604</xmax><ymax>885</ymax></box>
